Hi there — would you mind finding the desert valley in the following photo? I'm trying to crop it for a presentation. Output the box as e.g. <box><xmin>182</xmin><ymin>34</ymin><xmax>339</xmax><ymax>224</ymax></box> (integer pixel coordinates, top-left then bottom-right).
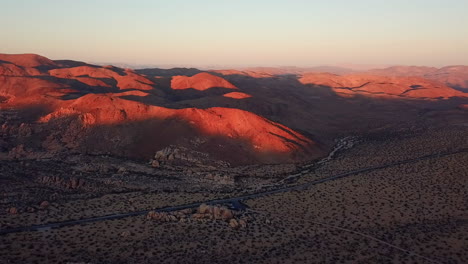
<box><xmin>0</xmin><ymin>52</ymin><xmax>466</xmax><ymax>263</ymax></box>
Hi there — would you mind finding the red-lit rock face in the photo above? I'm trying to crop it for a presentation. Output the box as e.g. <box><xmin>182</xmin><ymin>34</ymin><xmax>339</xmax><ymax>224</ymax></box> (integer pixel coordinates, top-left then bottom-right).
<box><xmin>299</xmin><ymin>73</ymin><xmax>468</xmax><ymax>99</ymax></box>
<box><xmin>35</xmin><ymin>93</ymin><xmax>311</xmax><ymax>154</ymax></box>
<box><xmin>2</xmin><ymin>53</ymin><xmax>467</xmax><ymax>164</ymax></box>
<box><xmin>367</xmin><ymin>65</ymin><xmax>468</xmax><ymax>90</ymax></box>
<box><xmin>0</xmin><ymin>62</ymin><xmax>41</xmax><ymax>76</ymax></box>
<box><xmin>0</xmin><ymin>76</ymin><xmax>67</xmax><ymax>107</ymax></box>
<box><xmin>223</xmin><ymin>92</ymin><xmax>252</xmax><ymax>99</ymax></box>
<box><xmin>171</xmin><ymin>72</ymin><xmax>237</xmax><ymax>90</ymax></box>
<box><xmin>49</xmin><ymin>66</ymin><xmax>154</xmax><ymax>90</ymax></box>
<box><xmin>0</xmin><ymin>53</ymin><xmax>56</xmax><ymax>68</ymax></box>
<box><xmin>0</xmin><ymin>53</ymin><xmax>316</xmax><ymax>164</ymax></box>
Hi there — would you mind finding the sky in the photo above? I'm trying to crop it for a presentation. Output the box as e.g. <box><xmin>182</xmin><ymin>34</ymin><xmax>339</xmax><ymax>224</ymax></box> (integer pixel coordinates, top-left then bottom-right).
<box><xmin>1</xmin><ymin>0</ymin><xmax>468</xmax><ymax>68</ymax></box>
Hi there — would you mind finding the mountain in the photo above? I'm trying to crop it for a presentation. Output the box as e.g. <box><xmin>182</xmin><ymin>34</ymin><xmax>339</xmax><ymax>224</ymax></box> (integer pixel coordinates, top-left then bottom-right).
<box><xmin>0</xmin><ymin>54</ymin><xmax>318</xmax><ymax>165</ymax></box>
<box><xmin>0</xmin><ymin>53</ymin><xmax>57</xmax><ymax>68</ymax></box>
<box><xmin>1</xmin><ymin>53</ymin><xmax>468</xmax><ymax>165</ymax></box>
<box><xmin>299</xmin><ymin>73</ymin><xmax>467</xmax><ymax>99</ymax></box>
<box><xmin>367</xmin><ymin>65</ymin><xmax>468</xmax><ymax>91</ymax></box>
<box><xmin>429</xmin><ymin>66</ymin><xmax>468</xmax><ymax>91</ymax></box>
<box><xmin>171</xmin><ymin>72</ymin><xmax>237</xmax><ymax>91</ymax></box>
<box><xmin>366</xmin><ymin>66</ymin><xmax>438</xmax><ymax>76</ymax></box>
<box><xmin>209</xmin><ymin>66</ymin><xmax>355</xmax><ymax>78</ymax></box>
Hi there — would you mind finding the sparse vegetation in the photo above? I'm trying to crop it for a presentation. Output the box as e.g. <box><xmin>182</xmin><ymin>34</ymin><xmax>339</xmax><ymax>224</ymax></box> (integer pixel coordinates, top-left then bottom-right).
<box><xmin>1</xmin><ymin>125</ymin><xmax>467</xmax><ymax>263</ymax></box>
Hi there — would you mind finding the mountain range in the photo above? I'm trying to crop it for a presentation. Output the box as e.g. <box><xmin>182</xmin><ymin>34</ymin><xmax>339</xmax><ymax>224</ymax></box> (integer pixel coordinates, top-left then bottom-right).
<box><xmin>1</xmin><ymin>53</ymin><xmax>467</xmax><ymax>165</ymax></box>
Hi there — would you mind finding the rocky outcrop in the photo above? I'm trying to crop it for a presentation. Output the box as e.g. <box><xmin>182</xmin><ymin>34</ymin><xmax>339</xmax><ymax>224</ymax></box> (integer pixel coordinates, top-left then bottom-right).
<box><xmin>146</xmin><ymin>204</ymin><xmax>247</xmax><ymax>228</ymax></box>
<box><xmin>171</xmin><ymin>72</ymin><xmax>237</xmax><ymax>91</ymax></box>
<box><xmin>151</xmin><ymin>145</ymin><xmax>230</xmax><ymax>168</ymax></box>
<box><xmin>229</xmin><ymin>218</ymin><xmax>239</xmax><ymax>228</ymax></box>
<box><xmin>38</xmin><ymin>176</ymin><xmax>86</xmax><ymax>190</ymax></box>
<box><xmin>147</xmin><ymin>209</ymin><xmax>193</xmax><ymax>222</ymax></box>
<box><xmin>193</xmin><ymin>204</ymin><xmax>234</xmax><ymax>220</ymax></box>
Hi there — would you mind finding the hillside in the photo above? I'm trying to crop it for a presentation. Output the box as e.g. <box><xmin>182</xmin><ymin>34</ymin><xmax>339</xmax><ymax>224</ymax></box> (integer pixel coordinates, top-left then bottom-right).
<box><xmin>0</xmin><ymin>54</ymin><xmax>318</xmax><ymax>165</ymax></box>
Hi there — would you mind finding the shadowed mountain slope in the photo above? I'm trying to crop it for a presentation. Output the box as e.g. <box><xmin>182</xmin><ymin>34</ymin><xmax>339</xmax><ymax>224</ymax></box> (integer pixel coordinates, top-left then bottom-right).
<box><xmin>1</xmin><ymin>53</ymin><xmax>467</xmax><ymax>165</ymax></box>
<box><xmin>0</xmin><ymin>54</ymin><xmax>321</xmax><ymax>165</ymax></box>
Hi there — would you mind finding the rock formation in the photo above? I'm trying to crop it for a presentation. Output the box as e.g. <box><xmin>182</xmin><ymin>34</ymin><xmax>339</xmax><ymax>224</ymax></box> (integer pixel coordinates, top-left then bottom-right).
<box><xmin>171</xmin><ymin>72</ymin><xmax>237</xmax><ymax>91</ymax></box>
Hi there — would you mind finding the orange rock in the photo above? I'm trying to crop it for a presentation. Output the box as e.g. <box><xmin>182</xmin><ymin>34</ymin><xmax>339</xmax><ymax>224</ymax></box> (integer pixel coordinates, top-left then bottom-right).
<box><xmin>229</xmin><ymin>219</ymin><xmax>239</xmax><ymax>228</ymax></box>
<box><xmin>223</xmin><ymin>92</ymin><xmax>252</xmax><ymax>99</ymax></box>
<box><xmin>49</xmin><ymin>66</ymin><xmax>154</xmax><ymax>90</ymax></box>
<box><xmin>198</xmin><ymin>204</ymin><xmax>212</xmax><ymax>214</ymax></box>
<box><xmin>220</xmin><ymin>207</ymin><xmax>234</xmax><ymax>220</ymax></box>
<box><xmin>151</xmin><ymin>160</ymin><xmax>160</xmax><ymax>168</ymax></box>
<box><xmin>171</xmin><ymin>72</ymin><xmax>237</xmax><ymax>91</ymax></box>
<box><xmin>0</xmin><ymin>53</ymin><xmax>57</xmax><ymax>68</ymax></box>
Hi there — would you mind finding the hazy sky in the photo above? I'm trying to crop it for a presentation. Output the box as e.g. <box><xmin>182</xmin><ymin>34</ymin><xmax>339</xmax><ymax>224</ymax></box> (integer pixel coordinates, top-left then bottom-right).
<box><xmin>1</xmin><ymin>0</ymin><xmax>468</xmax><ymax>67</ymax></box>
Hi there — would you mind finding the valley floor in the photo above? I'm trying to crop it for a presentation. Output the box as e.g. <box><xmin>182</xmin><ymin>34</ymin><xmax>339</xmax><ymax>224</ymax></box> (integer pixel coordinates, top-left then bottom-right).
<box><xmin>0</xmin><ymin>125</ymin><xmax>467</xmax><ymax>263</ymax></box>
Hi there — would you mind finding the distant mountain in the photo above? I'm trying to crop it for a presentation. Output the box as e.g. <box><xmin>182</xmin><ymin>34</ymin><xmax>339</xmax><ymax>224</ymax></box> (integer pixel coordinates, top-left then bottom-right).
<box><xmin>136</xmin><ymin>67</ymin><xmax>202</xmax><ymax>77</ymax></box>
<box><xmin>367</xmin><ymin>66</ymin><xmax>438</xmax><ymax>76</ymax></box>
<box><xmin>367</xmin><ymin>65</ymin><xmax>468</xmax><ymax>92</ymax></box>
<box><xmin>299</xmin><ymin>73</ymin><xmax>467</xmax><ymax>99</ymax></box>
<box><xmin>242</xmin><ymin>66</ymin><xmax>355</xmax><ymax>75</ymax></box>
<box><xmin>428</xmin><ymin>66</ymin><xmax>468</xmax><ymax>91</ymax></box>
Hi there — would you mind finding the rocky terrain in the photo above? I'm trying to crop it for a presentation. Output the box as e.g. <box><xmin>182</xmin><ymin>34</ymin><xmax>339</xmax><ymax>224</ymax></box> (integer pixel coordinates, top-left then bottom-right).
<box><xmin>1</xmin><ymin>53</ymin><xmax>468</xmax><ymax>263</ymax></box>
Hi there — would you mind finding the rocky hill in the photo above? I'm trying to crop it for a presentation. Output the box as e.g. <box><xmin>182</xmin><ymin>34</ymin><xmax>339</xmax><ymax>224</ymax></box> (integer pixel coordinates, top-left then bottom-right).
<box><xmin>1</xmin><ymin>53</ymin><xmax>467</xmax><ymax>166</ymax></box>
<box><xmin>0</xmin><ymin>54</ymin><xmax>319</xmax><ymax>165</ymax></box>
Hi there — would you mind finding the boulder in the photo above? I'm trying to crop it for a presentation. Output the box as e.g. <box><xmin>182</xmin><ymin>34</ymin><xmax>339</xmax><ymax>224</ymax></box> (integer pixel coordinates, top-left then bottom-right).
<box><xmin>151</xmin><ymin>160</ymin><xmax>160</xmax><ymax>168</ymax></box>
<box><xmin>220</xmin><ymin>208</ymin><xmax>234</xmax><ymax>220</ymax></box>
<box><xmin>168</xmin><ymin>154</ymin><xmax>174</xmax><ymax>161</ymax></box>
<box><xmin>192</xmin><ymin>213</ymin><xmax>205</xmax><ymax>219</ymax></box>
<box><xmin>239</xmin><ymin>219</ymin><xmax>247</xmax><ymax>228</ymax></box>
<box><xmin>120</xmin><ymin>231</ymin><xmax>131</xmax><ymax>237</ymax></box>
<box><xmin>147</xmin><ymin>211</ymin><xmax>157</xmax><ymax>220</ymax></box>
<box><xmin>198</xmin><ymin>203</ymin><xmax>212</xmax><ymax>214</ymax></box>
<box><xmin>39</xmin><ymin>201</ymin><xmax>50</xmax><ymax>209</ymax></box>
<box><xmin>229</xmin><ymin>219</ymin><xmax>239</xmax><ymax>228</ymax></box>
<box><xmin>213</xmin><ymin>206</ymin><xmax>221</xmax><ymax>219</ymax></box>
<box><xmin>154</xmin><ymin>151</ymin><xmax>165</xmax><ymax>160</ymax></box>
<box><xmin>7</xmin><ymin>207</ymin><xmax>18</xmax><ymax>214</ymax></box>
<box><xmin>180</xmin><ymin>208</ymin><xmax>193</xmax><ymax>215</ymax></box>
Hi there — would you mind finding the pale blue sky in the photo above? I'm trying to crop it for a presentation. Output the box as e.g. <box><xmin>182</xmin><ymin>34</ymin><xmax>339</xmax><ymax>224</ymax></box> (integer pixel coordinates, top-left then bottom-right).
<box><xmin>1</xmin><ymin>0</ymin><xmax>467</xmax><ymax>67</ymax></box>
